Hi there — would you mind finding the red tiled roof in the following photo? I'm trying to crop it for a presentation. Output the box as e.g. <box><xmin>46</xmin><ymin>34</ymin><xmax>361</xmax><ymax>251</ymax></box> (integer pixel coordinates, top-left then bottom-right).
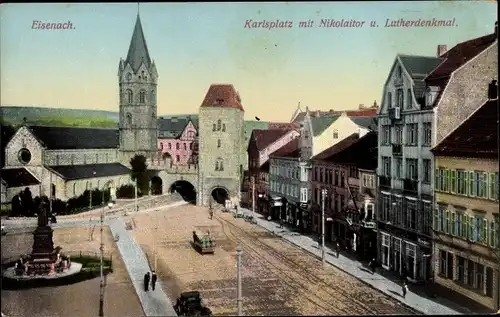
<box><xmin>268</xmin><ymin>122</ymin><xmax>300</xmax><ymax>130</ymax></box>
<box><xmin>270</xmin><ymin>138</ymin><xmax>300</xmax><ymax>158</ymax></box>
<box><xmin>200</xmin><ymin>84</ymin><xmax>244</xmax><ymax>111</ymax></box>
<box><xmin>311</xmin><ymin>133</ymin><xmax>360</xmax><ymax>161</ymax></box>
<box><xmin>251</xmin><ymin>129</ymin><xmax>291</xmax><ymax>151</ymax></box>
<box><xmin>426</xmin><ymin>33</ymin><xmax>497</xmax><ymax>107</ymax></box>
<box><xmin>432</xmin><ymin>99</ymin><xmax>498</xmax><ymax>159</ymax></box>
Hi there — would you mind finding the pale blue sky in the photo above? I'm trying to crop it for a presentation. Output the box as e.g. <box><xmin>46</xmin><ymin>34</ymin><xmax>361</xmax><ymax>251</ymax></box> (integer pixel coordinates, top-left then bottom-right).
<box><xmin>0</xmin><ymin>1</ymin><xmax>497</xmax><ymax>121</ymax></box>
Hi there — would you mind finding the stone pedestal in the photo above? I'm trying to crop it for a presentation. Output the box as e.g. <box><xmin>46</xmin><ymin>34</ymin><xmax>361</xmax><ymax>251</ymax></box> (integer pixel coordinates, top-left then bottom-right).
<box><xmin>31</xmin><ymin>226</ymin><xmax>55</xmax><ymax>258</ymax></box>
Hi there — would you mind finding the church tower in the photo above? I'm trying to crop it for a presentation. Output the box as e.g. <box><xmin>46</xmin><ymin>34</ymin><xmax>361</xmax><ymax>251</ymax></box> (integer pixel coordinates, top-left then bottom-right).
<box><xmin>118</xmin><ymin>12</ymin><xmax>158</xmax><ymax>162</ymax></box>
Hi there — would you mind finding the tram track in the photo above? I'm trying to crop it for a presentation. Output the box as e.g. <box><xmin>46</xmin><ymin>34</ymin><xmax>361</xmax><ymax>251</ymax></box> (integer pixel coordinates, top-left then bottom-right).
<box><xmin>215</xmin><ymin>214</ymin><xmax>416</xmax><ymax>315</ymax></box>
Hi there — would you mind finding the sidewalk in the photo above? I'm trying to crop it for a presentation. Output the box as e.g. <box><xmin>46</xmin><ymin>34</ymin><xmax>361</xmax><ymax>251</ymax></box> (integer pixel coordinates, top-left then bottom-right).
<box><xmin>108</xmin><ymin>217</ymin><xmax>177</xmax><ymax>317</ymax></box>
<box><xmin>239</xmin><ymin>208</ymin><xmax>469</xmax><ymax>316</ymax></box>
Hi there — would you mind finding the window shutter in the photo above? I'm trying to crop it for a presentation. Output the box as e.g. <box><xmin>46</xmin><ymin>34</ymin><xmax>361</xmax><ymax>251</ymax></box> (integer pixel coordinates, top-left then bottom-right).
<box><xmin>451</xmin><ymin>170</ymin><xmax>457</xmax><ymax>193</ymax></box>
<box><xmin>463</xmin><ymin>215</ymin><xmax>468</xmax><ymax>240</ymax></box>
<box><xmin>464</xmin><ymin>172</ymin><xmax>469</xmax><ymax>196</ymax></box>
<box><xmin>451</xmin><ymin>212</ymin><xmax>456</xmax><ymax>235</ymax></box>
<box><xmin>435</xmin><ymin>169</ymin><xmax>440</xmax><ymax>191</ymax></box>
<box><xmin>444</xmin><ymin>210</ymin><xmax>449</xmax><ymax>234</ymax></box>
<box><xmin>445</xmin><ymin>169</ymin><xmax>451</xmax><ymax>192</ymax></box>
<box><xmin>469</xmin><ymin>171</ymin><xmax>475</xmax><ymax>197</ymax></box>
<box><xmin>469</xmin><ymin>215</ymin><xmax>476</xmax><ymax>242</ymax></box>
<box><xmin>482</xmin><ymin>218</ymin><xmax>488</xmax><ymax>244</ymax></box>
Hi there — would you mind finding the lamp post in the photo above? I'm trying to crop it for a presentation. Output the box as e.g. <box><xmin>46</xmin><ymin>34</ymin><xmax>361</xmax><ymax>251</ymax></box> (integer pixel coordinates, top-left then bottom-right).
<box><xmin>321</xmin><ymin>188</ymin><xmax>327</xmax><ymax>264</ymax></box>
<box><xmin>236</xmin><ymin>243</ymin><xmax>243</xmax><ymax>316</ymax></box>
<box><xmin>99</xmin><ymin>202</ymin><xmax>114</xmax><ymax>317</ymax></box>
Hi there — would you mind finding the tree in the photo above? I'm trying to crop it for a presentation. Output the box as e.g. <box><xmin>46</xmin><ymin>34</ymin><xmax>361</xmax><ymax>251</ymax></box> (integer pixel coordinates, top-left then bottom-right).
<box><xmin>130</xmin><ymin>154</ymin><xmax>149</xmax><ymax>194</ymax></box>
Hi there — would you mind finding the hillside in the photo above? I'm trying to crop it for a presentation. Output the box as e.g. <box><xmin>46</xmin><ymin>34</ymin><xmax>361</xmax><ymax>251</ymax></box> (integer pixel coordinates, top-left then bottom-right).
<box><xmin>0</xmin><ymin>106</ymin><xmax>119</xmax><ymax>123</ymax></box>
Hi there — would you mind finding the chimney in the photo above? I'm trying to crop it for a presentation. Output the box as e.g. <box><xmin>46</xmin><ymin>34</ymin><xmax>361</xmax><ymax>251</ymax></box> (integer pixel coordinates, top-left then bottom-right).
<box><xmin>372</xmin><ymin>100</ymin><xmax>378</xmax><ymax>108</ymax></box>
<box><xmin>488</xmin><ymin>80</ymin><xmax>498</xmax><ymax>100</ymax></box>
<box><xmin>437</xmin><ymin>45</ymin><xmax>447</xmax><ymax>57</ymax></box>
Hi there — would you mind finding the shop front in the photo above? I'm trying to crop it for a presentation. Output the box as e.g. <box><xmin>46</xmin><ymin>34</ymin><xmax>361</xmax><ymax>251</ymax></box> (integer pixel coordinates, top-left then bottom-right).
<box><xmin>378</xmin><ymin>223</ymin><xmax>433</xmax><ymax>282</ymax></box>
<box><xmin>256</xmin><ymin>193</ymin><xmax>269</xmax><ymax>215</ymax></box>
<box><xmin>297</xmin><ymin>202</ymin><xmax>312</xmax><ymax>234</ymax></box>
<box><xmin>270</xmin><ymin>197</ymin><xmax>283</xmax><ymax>221</ymax></box>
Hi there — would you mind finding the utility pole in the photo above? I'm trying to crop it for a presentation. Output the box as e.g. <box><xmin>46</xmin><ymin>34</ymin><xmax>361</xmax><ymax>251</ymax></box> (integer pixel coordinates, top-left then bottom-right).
<box><xmin>99</xmin><ymin>203</ymin><xmax>105</xmax><ymax>316</ymax></box>
<box><xmin>134</xmin><ymin>178</ymin><xmax>138</xmax><ymax>212</ymax></box>
<box><xmin>251</xmin><ymin>176</ymin><xmax>256</xmax><ymax>219</ymax></box>
<box><xmin>321</xmin><ymin>188</ymin><xmax>327</xmax><ymax>264</ymax></box>
<box><xmin>236</xmin><ymin>243</ymin><xmax>242</xmax><ymax>316</ymax></box>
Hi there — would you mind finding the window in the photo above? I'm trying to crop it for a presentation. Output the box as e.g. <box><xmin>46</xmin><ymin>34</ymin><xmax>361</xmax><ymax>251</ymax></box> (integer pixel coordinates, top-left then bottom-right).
<box><xmin>217</xmin><ymin>139</ymin><xmax>221</xmax><ymax>148</ymax></box>
<box><xmin>489</xmin><ymin>172</ymin><xmax>499</xmax><ymax>200</ymax></box>
<box><xmin>176</xmin><ymin>143</ymin><xmax>180</xmax><ymax>150</ymax></box>
<box><xmin>478</xmin><ymin>172</ymin><xmax>488</xmax><ymax>198</ymax></box>
<box><xmin>189</xmin><ymin>143</ymin><xmax>193</xmax><ymax>150</ymax></box>
<box><xmin>217</xmin><ymin>120</ymin><xmax>222</xmax><ymax>131</ymax></box>
<box><xmin>422</xmin><ymin>202</ymin><xmax>432</xmax><ymax>235</ymax></box>
<box><xmin>151</xmin><ymin>90</ymin><xmax>155</xmax><ymax>103</ymax></box>
<box><xmin>469</xmin><ymin>171</ymin><xmax>477</xmax><ymax>197</ymax></box>
<box><xmin>126</xmin><ymin>73</ymin><xmax>132</xmax><ymax>81</ymax></box>
<box><xmin>139</xmin><ymin>90</ymin><xmax>146</xmax><ymax>103</ymax></box>
<box><xmin>422</xmin><ymin>123</ymin><xmax>432</xmax><ymax>146</ymax></box>
<box><xmin>394</xmin><ymin>125</ymin><xmax>403</xmax><ymax>144</ymax></box>
<box><xmin>215</xmin><ymin>158</ymin><xmax>224</xmax><ymax>171</ymax></box>
<box><xmin>395</xmin><ymin>158</ymin><xmax>402</xmax><ymax>178</ymax></box>
<box><xmin>397</xmin><ymin>66</ymin><xmax>402</xmax><ymax>79</ymax></box>
<box><xmin>126</xmin><ymin>89</ymin><xmax>133</xmax><ymax>103</ymax></box>
<box><xmin>489</xmin><ymin>219</ymin><xmax>499</xmax><ymax>248</ymax></box>
<box><xmin>405</xmin><ymin>158</ymin><xmax>418</xmax><ymax>180</ymax></box>
<box><xmin>406</xmin><ymin>89</ymin><xmax>412</xmax><ymax>109</ymax></box>
<box><xmin>456</xmin><ymin>256</ymin><xmax>465</xmax><ymax>283</ymax></box>
<box><xmin>456</xmin><ymin>211</ymin><xmax>463</xmax><ymax>237</ymax></box>
<box><xmin>457</xmin><ymin>170</ymin><xmax>467</xmax><ymax>195</ymax></box>
<box><xmin>222</xmin><ymin>124</ymin><xmax>226</xmax><ymax>132</ymax></box>
<box><xmin>213</xmin><ymin>123</ymin><xmax>216</xmax><ymax>131</ymax></box>
<box><xmin>300</xmin><ymin>188</ymin><xmax>308</xmax><ymax>202</ymax></box>
<box><xmin>168</xmin><ymin>143</ymin><xmax>171</xmax><ymax>150</ymax></box>
<box><xmin>406</xmin><ymin>124</ymin><xmax>418</xmax><ymax>145</ymax></box>
<box><xmin>396</xmin><ymin>89</ymin><xmax>404</xmax><ymax>108</ymax></box>
<box><xmin>382</xmin><ymin>126</ymin><xmax>391</xmax><ymax>145</ymax></box>
<box><xmin>439</xmin><ymin>250</ymin><xmax>454</xmax><ymax>279</ymax></box>
<box><xmin>126</xmin><ymin>113</ymin><xmax>132</xmax><ymax>125</ymax></box>
<box><xmin>333</xmin><ymin>129</ymin><xmax>339</xmax><ymax>139</ymax></box>
<box><xmin>382</xmin><ymin>157</ymin><xmax>391</xmax><ymax>177</ymax></box>
<box><xmin>423</xmin><ymin>159</ymin><xmax>431</xmax><ymax>183</ymax></box>
<box><xmin>486</xmin><ymin>267</ymin><xmax>494</xmax><ymax>297</ymax></box>
<box><xmin>176</xmin><ymin>155</ymin><xmax>180</xmax><ymax>162</ymax></box>
<box><xmin>387</xmin><ymin>92</ymin><xmax>392</xmax><ymax>108</ymax></box>
<box><xmin>449</xmin><ymin>170</ymin><xmax>456</xmax><ymax>193</ymax></box>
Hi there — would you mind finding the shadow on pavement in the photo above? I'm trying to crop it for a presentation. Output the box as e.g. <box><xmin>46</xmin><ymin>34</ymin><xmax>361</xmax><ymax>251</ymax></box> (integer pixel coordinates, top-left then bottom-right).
<box><xmin>389</xmin><ymin>289</ymin><xmax>403</xmax><ymax>298</ymax></box>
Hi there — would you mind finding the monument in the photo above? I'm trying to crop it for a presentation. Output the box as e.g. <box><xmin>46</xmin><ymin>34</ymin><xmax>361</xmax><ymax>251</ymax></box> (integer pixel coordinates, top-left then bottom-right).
<box><xmin>31</xmin><ymin>200</ymin><xmax>55</xmax><ymax>260</ymax></box>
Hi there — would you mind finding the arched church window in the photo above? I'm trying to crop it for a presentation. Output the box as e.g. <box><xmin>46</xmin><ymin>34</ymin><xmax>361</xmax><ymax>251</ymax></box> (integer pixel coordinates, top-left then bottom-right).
<box><xmin>217</xmin><ymin>139</ymin><xmax>221</xmax><ymax>148</ymax></box>
<box><xmin>139</xmin><ymin>90</ymin><xmax>146</xmax><ymax>103</ymax></box>
<box><xmin>126</xmin><ymin>113</ymin><xmax>132</xmax><ymax>126</ymax></box>
<box><xmin>217</xmin><ymin>120</ymin><xmax>221</xmax><ymax>131</ymax></box>
<box><xmin>222</xmin><ymin>124</ymin><xmax>226</xmax><ymax>132</ymax></box>
<box><xmin>127</xmin><ymin>89</ymin><xmax>133</xmax><ymax>103</ymax></box>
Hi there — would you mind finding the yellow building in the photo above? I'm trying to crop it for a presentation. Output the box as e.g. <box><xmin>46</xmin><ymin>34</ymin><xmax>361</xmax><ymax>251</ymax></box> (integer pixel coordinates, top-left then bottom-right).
<box><xmin>431</xmin><ymin>99</ymin><xmax>499</xmax><ymax>312</ymax></box>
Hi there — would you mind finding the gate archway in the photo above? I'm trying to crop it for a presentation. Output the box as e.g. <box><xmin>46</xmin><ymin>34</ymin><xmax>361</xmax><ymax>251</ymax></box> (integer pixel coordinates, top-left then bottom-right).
<box><xmin>210</xmin><ymin>187</ymin><xmax>229</xmax><ymax>205</ymax></box>
<box><xmin>151</xmin><ymin>176</ymin><xmax>163</xmax><ymax>195</ymax></box>
<box><xmin>169</xmin><ymin>180</ymin><xmax>196</xmax><ymax>204</ymax></box>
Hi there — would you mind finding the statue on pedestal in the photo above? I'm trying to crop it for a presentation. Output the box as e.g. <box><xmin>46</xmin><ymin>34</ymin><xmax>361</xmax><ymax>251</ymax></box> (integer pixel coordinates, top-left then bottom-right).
<box><xmin>37</xmin><ymin>201</ymin><xmax>49</xmax><ymax>228</ymax></box>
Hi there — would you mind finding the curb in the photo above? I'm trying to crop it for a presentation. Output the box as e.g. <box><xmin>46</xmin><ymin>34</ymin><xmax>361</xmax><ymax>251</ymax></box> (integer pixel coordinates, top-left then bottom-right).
<box><xmin>252</xmin><ymin>218</ymin><xmax>426</xmax><ymax>315</ymax></box>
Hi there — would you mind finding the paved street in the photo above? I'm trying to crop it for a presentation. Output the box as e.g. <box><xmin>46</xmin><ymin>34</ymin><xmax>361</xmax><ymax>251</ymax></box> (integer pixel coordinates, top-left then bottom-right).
<box><xmin>130</xmin><ymin>204</ymin><xmax>417</xmax><ymax>316</ymax></box>
<box><xmin>239</xmin><ymin>207</ymin><xmax>469</xmax><ymax>315</ymax></box>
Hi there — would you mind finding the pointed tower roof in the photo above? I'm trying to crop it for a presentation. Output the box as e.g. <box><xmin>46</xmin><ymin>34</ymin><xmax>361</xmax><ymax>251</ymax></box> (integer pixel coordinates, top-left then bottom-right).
<box><xmin>126</xmin><ymin>13</ymin><xmax>152</xmax><ymax>73</ymax></box>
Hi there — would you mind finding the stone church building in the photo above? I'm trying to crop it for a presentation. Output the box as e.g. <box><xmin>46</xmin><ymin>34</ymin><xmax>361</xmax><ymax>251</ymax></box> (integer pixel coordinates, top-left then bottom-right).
<box><xmin>1</xmin><ymin>12</ymin><xmax>245</xmax><ymax>207</ymax></box>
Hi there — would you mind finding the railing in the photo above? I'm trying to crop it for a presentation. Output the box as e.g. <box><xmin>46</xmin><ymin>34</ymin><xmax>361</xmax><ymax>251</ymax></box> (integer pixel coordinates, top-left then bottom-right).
<box><xmin>392</xmin><ymin>143</ymin><xmax>403</xmax><ymax>156</ymax></box>
<box><xmin>378</xmin><ymin>176</ymin><xmax>391</xmax><ymax>188</ymax></box>
<box><xmin>403</xmin><ymin>178</ymin><xmax>418</xmax><ymax>193</ymax></box>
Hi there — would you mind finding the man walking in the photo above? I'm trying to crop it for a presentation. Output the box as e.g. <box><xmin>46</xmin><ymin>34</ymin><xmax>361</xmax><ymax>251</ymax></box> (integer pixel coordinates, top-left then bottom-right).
<box><xmin>368</xmin><ymin>258</ymin><xmax>376</xmax><ymax>274</ymax></box>
<box><xmin>143</xmin><ymin>272</ymin><xmax>150</xmax><ymax>291</ymax></box>
<box><xmin>335</xmin><ymin>241</ymin><xmax>340</xmax><ymax>258</ymax></box>
<box><xmin>151</xmin><ymin>270</ymin><xmax>157</xmax><ymax>291</ymax></box>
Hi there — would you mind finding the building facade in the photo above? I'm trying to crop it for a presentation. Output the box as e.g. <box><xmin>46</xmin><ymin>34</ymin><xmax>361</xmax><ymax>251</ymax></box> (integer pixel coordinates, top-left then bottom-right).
<box><xmin>157</xmin><ymin>116</ymin><xmax>199</xmax><ymax>165</ymax></box>
<box><xmin>377</xmin><ymin>54</ymin><xmax>443</xmax><ymax>282</ymax></box>
<box><xmin>431</xmin><ymin>99</ymin><xmax>499</xmax><ymax>312</ymax></box>
<box><xmin>268</xmin><ymin>139</ymin><xmax>302</xmax><ymax>228</ymax></box>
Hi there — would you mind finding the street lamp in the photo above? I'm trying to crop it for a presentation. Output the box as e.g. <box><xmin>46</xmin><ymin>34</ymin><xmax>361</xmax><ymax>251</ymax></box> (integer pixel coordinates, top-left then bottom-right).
<box><xmin>321</xmin><ymin>188</ymin><xmax>327</xmax><ymax>264</ymax></box>
<box><xmin>236</xmin><ymin>243</ymin><xmax>243</xmax><ymax>316</ymax></box>
<box><xmin>99</xmin><ymin>202</ymin><xmax>114</xmax><ymax>317</ymax></box>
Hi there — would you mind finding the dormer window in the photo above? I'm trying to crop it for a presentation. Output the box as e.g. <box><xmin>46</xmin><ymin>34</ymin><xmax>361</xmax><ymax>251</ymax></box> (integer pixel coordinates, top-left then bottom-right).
<box><xmin>333</xmin><ymin>129</ymin><xmax>339</xmax><ymax>139</ymax></box>
<box><xmin>425</xmin><ymin>86</ymin><xmax>440</xmax><ymax>107</ymax></box>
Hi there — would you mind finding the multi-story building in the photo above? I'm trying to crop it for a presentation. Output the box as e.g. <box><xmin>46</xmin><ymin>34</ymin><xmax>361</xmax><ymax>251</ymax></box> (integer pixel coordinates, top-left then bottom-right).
<box><xmin>268</xmin><ymin>138</ymin><xmax>302</xmax><ymax>227</ymax></box>
<box><xmin>376</xmin><ymin>53</ymin><xmax>444</xmax><ymax>282</ymax></box>
<box><xmin>157</xmin><ymin>116</ymin><xmax>198</xmax><ymax>165</ymax></box>
<box><xmin>310</xmin><ymin>132</ymin><xmax>378</xmax><ymax>259</ymax></box>
<box><xmin>247</xmin><ymin>129</ymin><xmax>300</xmax><ymax>213</ymax></box>
<box><xmin>431</xmin><ymin>99</ymin><xmax>499</xmax><ymax>311</ymax></box>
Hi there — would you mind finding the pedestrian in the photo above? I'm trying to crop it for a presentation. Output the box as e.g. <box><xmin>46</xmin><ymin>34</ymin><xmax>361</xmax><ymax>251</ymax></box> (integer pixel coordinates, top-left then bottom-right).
<box><xmin>143</xmin><ymin>272</ymin><xmax>150</xmax><ymax>291</ymax></box>
<box><xmin>369</xmin><ymin>258</ymin><xmax>376</xmax><ymax>274</ymax></box>
<box><xmin>151</xmin><ymin>270</ymin><xmax>157</xmax><ymax>291</ymax></box>
<box><xmin>336</xmin><ymin>241</ymin><xmax>340</xmax><ymax>258</ymax></box>
<box><xmin>402</xmin><ymin>281</ymin><xmax>408</xmax><ymax>298</ymax></box>
<box><xmin>209</xmin><ymin>208</ymin><xmax>213</xmax><ymax>220</ymax></box>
